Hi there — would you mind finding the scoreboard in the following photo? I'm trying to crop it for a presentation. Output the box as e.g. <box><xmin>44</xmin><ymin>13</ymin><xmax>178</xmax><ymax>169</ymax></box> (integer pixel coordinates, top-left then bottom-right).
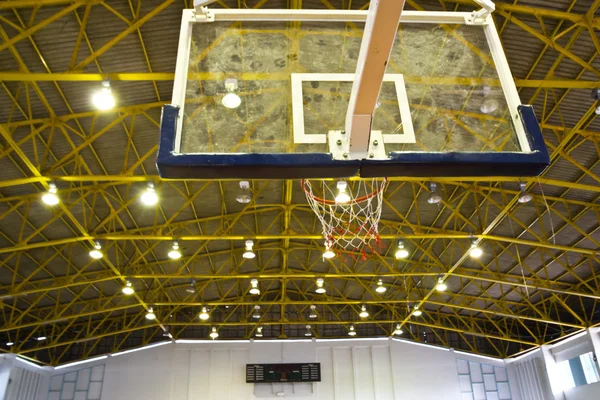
<box><xmin>246</xmin><ymin>363</ymin><xmax>321</xmax><ymax>383</ymax></box>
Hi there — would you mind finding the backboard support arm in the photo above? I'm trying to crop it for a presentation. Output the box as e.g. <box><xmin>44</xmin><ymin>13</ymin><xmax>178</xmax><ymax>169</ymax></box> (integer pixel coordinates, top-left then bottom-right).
<box><xmin>344</xmin><ymin>0</ymin><xmax>406</xmax><ymax>160</ymax></box>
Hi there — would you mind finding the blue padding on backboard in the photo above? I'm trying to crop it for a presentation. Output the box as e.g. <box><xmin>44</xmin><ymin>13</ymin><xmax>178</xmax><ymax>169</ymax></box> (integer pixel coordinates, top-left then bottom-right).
<box><xmin>156</xmin><ymin>105</ymin><xmax>360</xmax><ymax>179</ymax></box>
<box><xmin>156</xmin><ymin>104</ymin><xmax>549</xmax><ymax>179</ymax></box>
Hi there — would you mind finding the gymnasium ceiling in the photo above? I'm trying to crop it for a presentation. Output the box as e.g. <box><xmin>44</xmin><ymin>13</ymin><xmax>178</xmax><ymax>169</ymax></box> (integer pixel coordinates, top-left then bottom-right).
<box><xmin>0</xmin><ymin>0</ymin><xmax>599</xmax><ymax>365</ymax></box>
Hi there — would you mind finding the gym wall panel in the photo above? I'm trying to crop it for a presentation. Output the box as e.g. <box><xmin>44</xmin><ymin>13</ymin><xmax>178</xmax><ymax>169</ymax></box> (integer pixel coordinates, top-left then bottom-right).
<box><xmin>42</xmin><ymin>339</ymin><xmax>481</xmax><ymax>400</ymax></box>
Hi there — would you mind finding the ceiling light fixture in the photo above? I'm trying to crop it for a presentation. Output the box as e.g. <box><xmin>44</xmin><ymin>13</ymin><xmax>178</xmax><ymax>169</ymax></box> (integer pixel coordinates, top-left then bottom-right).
<box><xmin>305</xmin><ymin>325</ymin><xmax>312</xmax><ymax>337</ymax></box>
<box><xmin>145</xmin><ymin>308</ymin><xmax>156</xmax><ymax>320</ymax></box>
<box><xmin>249</xmin><ymin>278</ymin><xmax>260</xmax><ymax>295</ymax></box>
<box><xmin>395</xmin><ymin>240</ymin><xmax>409</xmax><ymax>259</ymax></box>
<box><xmin>309</xmin><ymin>305</ymin><xmax>317</xmax><ymax>319</ymax></box>
<box><xmin>199</xmin><ymin>307</ymin><xmax>210</xmax><ymax>321</ymax></box>
<box><xmin>122</xmin><ymin>281</ymin><xmax>135</xmax><ymax>295</ymax></box>
<box><xmin>480</xmin><ymin>86</ymin><xmax>499</xmax><ymax>114</ymax></box>
<box><xmin>6</xmin><ymin>342</ymin><xmax>14</xmax><ymax>347</ymax></box>
<box><xmin>92</xmin><ymin>81</ymin><xmax>115</xmax><ymax>110</ymax></box>
<box><xmin>412</xmin><ymin>305</ymin><xmax>423</xmax><ymax>317</ymax></box>
<box><xmin>141</xmin><ymin>182</ymin><xmax>158</xmax><ymax>206</ymax></box>
<box><xmin>375</xmin><ymin>278</ymin><xmax>387</xmax><ymax>293</ymax></box>
<box><xmin>255</xmin><ymin>326</ymin><xmax>263</xmax><ymax>338</ymax></box>
<box><xmin>359</xmin><ymin>305</ymin><xmax>369</xmax><ymax>318</ymax></box>
<box><xmin>348</xmin><ymin>325</ymin><xmax>357</xmax><ymax>336</ymax></box>
<box><xmin>315</xmin><ymin>278</ymin><xmax>326</xmax><ymax>294</ymax></box>
<box><xmin>252</xmin><ymin>305</ymin><xmax>261</xmax><ymax>319</ymax></box>
<box><xmin>209</xmin><ymin>327</ymin><xmax>219</xmax><ymax>339</ymax></box>
<box><xmin>42</xmin><ymin>183</ymin><xmax>60</xmax><ymax>206</ymax></box>
<box><xmin>236</xmin><ymin>181</ymin><xmax>252</xmax><ymax>204</ymax></box>
<box><xmin>89</xmin><ymin>241</ymin><xmax>103</xmax><ymax>259</ymax></box>
<box><xmin>186</xmin><ymin>279</ymin><xmax>196</xmax><ymax>294</ymax></box>
<box><xmin>36</xmin><ymin>336</ymin><xmax>47</xmax><ymax>341</ymax></box>
<box><xmin>435</xmin><ymin>278</ymin><xmax>447</xmax><ymax>292</ymax></box>
<box><xmin>427</xmin><ymin>182</ymin><xmax>442</xmax><ymax>204</ymax></box>
<box><xmin>518</xmin><ymin>182</ymin><xmax>533</xmax><ymax>204</ymax></box>
<box><xmin>243</xmin><ymin>240</ymin><xmax>256</xmax><ymax>259</ymax></box>
<box><xmin>222</xmin><ymin>78</ymin><xmax>241</xmax><ymax>109</ymax></box>
<box><xmin>393</xmin><ymin>324</ymin><xmax>403</xmax><ymax>336</ymax></box>
<box><xmin>168</xmin><ymin>241</ymin><xmax>182</xmax><ymax>260</ymax></box>
<box><xmin>469</xmin><ymin>240</ymin><xmax>483</xmax><ymax>258</ymax></box>
<box><xmin>323</xmin><ymin>240</ymin><xmax>336</xmax><ymax>259</ymax></box>
<box><xmin>335</xmin><ymin>180</ymin><xmax>351</xmax><ymax>204</ymax></box>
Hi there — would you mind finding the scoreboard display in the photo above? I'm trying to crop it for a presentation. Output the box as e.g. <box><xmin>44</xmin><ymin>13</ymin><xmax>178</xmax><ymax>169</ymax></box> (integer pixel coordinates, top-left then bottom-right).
<box><xmin>246</xmin><ymin>363</ymin><xmax>321</xmax><ymax>383</ymax></box>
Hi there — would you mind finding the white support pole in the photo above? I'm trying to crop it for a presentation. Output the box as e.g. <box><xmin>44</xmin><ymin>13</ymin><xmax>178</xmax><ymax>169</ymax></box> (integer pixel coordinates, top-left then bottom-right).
<box><xmin>345</xmin><ymin>0</ymin><xmax>406</xmax><ymax>159</ymax></box>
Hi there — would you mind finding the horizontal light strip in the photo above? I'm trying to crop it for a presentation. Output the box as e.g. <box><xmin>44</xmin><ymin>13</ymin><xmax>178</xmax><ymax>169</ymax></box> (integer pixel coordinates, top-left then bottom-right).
<box><xmin>548</xmin><ymin>330</ymin><xmax>587</xmax><ymax>348</ymax></box>
<box><xmin>55</xmin><ymin>356</ymin><xmax>107</xmax><ymax>370</ymax></box>
<box><xmin>391</xmin><ymin>337</ymin><xmax>450</xmax><ymax>351</ymax></box>
<box><xmin>506</xmin><ymin>348</ymin><xmax>541</xmax><ymax>363</ymax></box>
<box><xmin>111</xmin><ymin>341</ymin><xmax>172</xmax><ymax>357</ymax></box>
<box><xmin>16</xmin><ymin>356</ymin><xmax>45</xmax><ymax>369</ymax></box>
<box><xmin>454</xmin><ymin>350</ymin><xmax>502</xmax><ymax>362</ymax></box>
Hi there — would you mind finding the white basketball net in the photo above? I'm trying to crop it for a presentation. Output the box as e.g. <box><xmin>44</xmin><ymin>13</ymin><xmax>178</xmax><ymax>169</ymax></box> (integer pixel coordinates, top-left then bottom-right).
<box><xmin>302</xmin><ymin>178</ymin><xmax>387</xmax><ymax>256</ymax></box>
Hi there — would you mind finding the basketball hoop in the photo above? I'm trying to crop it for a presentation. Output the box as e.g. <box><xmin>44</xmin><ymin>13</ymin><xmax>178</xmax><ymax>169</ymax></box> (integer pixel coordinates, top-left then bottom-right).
<box><xmin>301</xmin><ymin>178</ymin><xmax>388</xmax><ymax>257</ymax></box>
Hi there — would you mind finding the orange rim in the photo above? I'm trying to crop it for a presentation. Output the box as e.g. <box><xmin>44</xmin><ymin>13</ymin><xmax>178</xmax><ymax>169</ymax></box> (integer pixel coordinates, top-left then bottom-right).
<box><xmin>301</xmin><ymin>178</ymin><xmax>388</xmax><ymax>206</ymax></box>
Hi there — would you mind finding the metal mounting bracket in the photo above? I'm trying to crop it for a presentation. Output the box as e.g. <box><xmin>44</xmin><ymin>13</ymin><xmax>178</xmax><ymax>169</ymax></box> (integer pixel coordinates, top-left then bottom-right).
<box><xmin>197</xmin><ymin>6</ymin><xmax>215</xmax><ymax>22</ymax></box>
<box><xmin>328</xmin><ymin>130</ymin><xmax>387</xmax><ymax>161</ymax></box>
<box><xmin>468</xmin><ymin>0</ymin><xmax>495</xmax><ymax>24</ymax></box>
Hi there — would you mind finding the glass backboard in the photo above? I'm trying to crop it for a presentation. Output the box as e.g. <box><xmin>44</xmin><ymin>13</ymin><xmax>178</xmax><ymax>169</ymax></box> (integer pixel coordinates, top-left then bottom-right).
<box><xmin>157</xmin><ymin>8</ymin><xmax>548</xmax><ymax>179</ymax></box>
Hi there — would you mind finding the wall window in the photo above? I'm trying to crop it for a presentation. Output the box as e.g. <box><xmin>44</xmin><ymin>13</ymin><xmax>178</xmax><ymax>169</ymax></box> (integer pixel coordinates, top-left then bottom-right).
<box><xmin>556</xmin><ymin>352</ymin><xmax>600</xmax><ymax>391</ymax></box>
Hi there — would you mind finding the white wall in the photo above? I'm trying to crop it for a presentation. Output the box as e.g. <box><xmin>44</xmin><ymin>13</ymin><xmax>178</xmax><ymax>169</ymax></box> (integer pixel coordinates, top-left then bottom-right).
<box><xmin>506</xmin><ymin>329</ymin><xmax>600</xmax><ymax>400</ymax></box>
<box><xmin>48</xmin><ymin>339</ymin><xmax>483</xmax><ymax>400</ymax></box>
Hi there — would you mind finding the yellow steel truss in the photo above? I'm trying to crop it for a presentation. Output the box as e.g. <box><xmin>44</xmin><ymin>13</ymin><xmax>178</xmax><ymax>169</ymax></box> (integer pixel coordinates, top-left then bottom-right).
<box><xmin>0</xmin><ymin>0</ymin><xmax>599</xmax><ymax>366</ymax></box>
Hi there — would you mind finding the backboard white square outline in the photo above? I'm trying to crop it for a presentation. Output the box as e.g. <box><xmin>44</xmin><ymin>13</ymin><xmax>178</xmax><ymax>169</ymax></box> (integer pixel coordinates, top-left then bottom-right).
<box><xmin>291</xmin><ymin>73</ymin><xmax>416</xmax><ymax>145</ymax></box>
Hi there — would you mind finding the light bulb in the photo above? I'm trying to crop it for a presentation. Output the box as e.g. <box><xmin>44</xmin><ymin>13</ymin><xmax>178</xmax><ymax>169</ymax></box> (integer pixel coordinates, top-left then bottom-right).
<box><xmin>36</xmin><ymin>336</ymin><xmax>46</xmax><ymax>341</ymax></box>
<box><xmin>436</xmin><ymin>279</ymin><xmax>447</xmax><ymax>292</ymax></box>
<box><xmin>122</xmin><ymin>281</ymin><xmax>134</xmax><ymax>295</ymax></box>
<box><xmin>412</xmin><ymin>306</ymin><xmax>422</xmax><ymax>317</ymax></box>
<box><xmin>315</xmin><ymin>278</ymin><xmax>326</xmax><ymax>294</ymax></box>
<box><xmin>42</xmin><ymin>183</ymin><xmax>59</xmax><ymax>206</ymax></box>
<box><xmin>199</xmin><ymin>307</ymin><xmax>210</xmax><ymax>321</ymax></box>
<box><xmin>305</xmin><ymin>325</ymin><xmax>312</xmax><ymax>337</ymax></box>
<box><xmin>395</xmin><ymin>241</ymin><xmax>409</xmax><ymax>259</ymax></box>
<box><xmin>393</xmin><ymin>324</ymin><xmax>403</xmax><ymax>336</ymax></box>
<box><xmin>168</xmin><ymin>242</ymin><xmax>182</xmax><ymax>260</ymax></box>
<box><xmin>141</xmin><ymin>183</ymin><xmax>158</xmax><ymax>206</ymax></box>
<box><xmin>222</xmin><ymin>93</ymin><xmax>241</xmax><ymax>109</ymax></box>
<box><xmin>427</xmin><ymin>182</ymin><xmax>442</xmax><ymax>204</ymax></box>
<box><xmin>236</xmin><ymin>181</ymin><xmax>252</xmax><ymax>204</ymax></box>
<box><xmin>249</xmin><ymin>278</ymin><xmax>260</xmax><ymax>295</ymax></box>
<box><xmin>481</xmin><ymin>98</ymin><xmax>499</xmax><ymax>114</ymax></box>
<box><xmin>89</xmin><ymin>242</ymin><xmax>103</xmax><ymax>259</ymax></box>
<box><xmin>518</xmin><ymin>182</ymin><xmax>532</xmax><ymax>204</ymax></box>
<box><xmin>243</xmin><ymin>240</ymin><xmax>256</xmax><ymax>259</ymax></box>
<box><xmin>145</xmin><ymin>308</ymin><xmax>156</xmax><ymax>320</ymax></box>
<box><xmin>222</xmin><ymin>78</ymin><xmax>241</xmax><ymax>109</ymax></box>
<box><xmin>186</xmin><ymin>282</ymin><xmax>196</xmax><ymax>294</ymax></box>
<box><xmin>348</xmin><ymin>326</ymin><xmax>357</xmax><ymax>336</ymax></box>
<box><xmin>359</xmin><ymin>305</ymin><xmax>369</xmax><ymax>318</ymax></box>
<box><xmin>6</xmin><ymin>342</ymin><xmax>14</xmax><ymax>346</ymax></box>
<box><xmin>375</xmin><ymin>279</ymin><xmax>387</xmax><ymax>293</ymax></box>
<box><xmin>323</xmin><ymin>241</ymin><xmax>336</xmax><ymax>259</ymax></box>
<box><xmin>209</xmin><ymin>327</ymin><xmax>219</xmax><ymax>339</ymax></box>
<box><xmin>335</xmin><ymin>181</ymin><xmax>351</xmax><ymax>204</ymax></box>
<box><xmin>469</xmin><ymin>242</ymin><xmax>483</xmax><ymax>258</ymax></box>
<box><xmin>92</xmin><ymin>82</ymin><xmax>115</xmax><ymax>110</ymax></box>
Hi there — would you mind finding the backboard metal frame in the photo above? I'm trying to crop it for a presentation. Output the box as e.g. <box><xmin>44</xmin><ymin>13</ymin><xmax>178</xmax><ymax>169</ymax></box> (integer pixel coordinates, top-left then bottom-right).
<box><xmin>157</xmin><ymin>8</ymin><xmax>549</xmax><ymax>179</ymax></box>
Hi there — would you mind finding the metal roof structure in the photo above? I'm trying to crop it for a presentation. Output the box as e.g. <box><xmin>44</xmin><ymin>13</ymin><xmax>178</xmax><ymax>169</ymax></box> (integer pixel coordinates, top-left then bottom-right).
<box><xmin>0</xmin><ymin>0</ymin><xmax>599</xmax><ymax>366</ymax></box>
